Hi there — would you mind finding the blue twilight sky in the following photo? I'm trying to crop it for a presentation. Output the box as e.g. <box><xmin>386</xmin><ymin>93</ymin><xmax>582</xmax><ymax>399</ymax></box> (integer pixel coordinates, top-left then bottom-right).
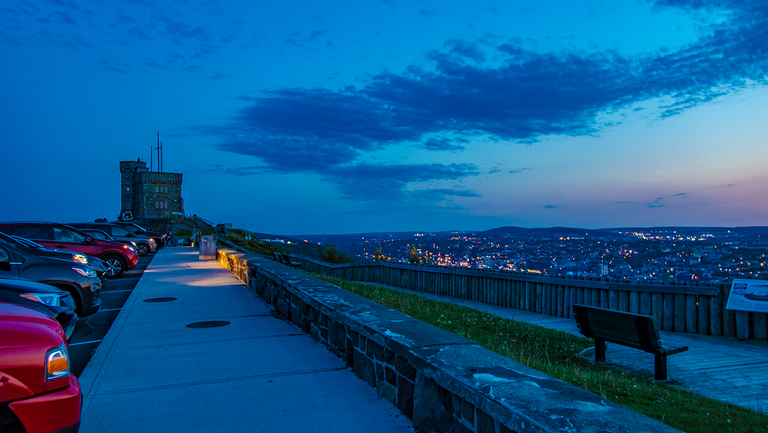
<box><xmin>1</xmin><ymin>0</ymin><xmax>767</xmax><ymax>235</ymax></box>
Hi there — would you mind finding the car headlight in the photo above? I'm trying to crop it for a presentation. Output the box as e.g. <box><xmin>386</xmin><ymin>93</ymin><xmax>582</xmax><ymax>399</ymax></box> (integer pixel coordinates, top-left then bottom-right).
<box><xmin>130</xmin><ymin>241</ymin><xmax>137</xmax><ymax>247</ymax></box>
<box><xmin>45</xmin><ymin>344</ymin><xmax>70</xmax><ymax>382</ymax></box>
<box><xmin>73</xmin><ymin>254</ymin><xmax>88</xmax><ymax>265</ymax></box>
<box><xmin>73</xmin><ymin>267</ymin><xmax>97</xmax><ymax>279</ymax></box>
<box><xmin>20</xmin><ymin>293</ymin><xmax>62</xmax><ymax>307</ymax></box>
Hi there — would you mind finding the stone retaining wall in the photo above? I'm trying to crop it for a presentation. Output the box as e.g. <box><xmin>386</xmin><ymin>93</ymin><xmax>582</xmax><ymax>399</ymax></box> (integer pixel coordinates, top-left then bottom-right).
<box><xmin>218</xmin><ymin>249</ymin><xmax>680</xmax><ymax>433</ymax></box>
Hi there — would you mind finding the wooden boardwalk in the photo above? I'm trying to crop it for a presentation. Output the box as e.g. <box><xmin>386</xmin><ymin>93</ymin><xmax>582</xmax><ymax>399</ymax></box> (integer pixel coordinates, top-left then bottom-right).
<box><xmin>374</xmin><ymin>284</ymin><xmax>768</xmax><ymax>414</ymax></box>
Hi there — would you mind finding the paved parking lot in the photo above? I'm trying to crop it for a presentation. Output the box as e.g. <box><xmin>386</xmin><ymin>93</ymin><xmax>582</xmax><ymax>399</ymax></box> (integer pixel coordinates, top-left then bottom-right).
<box><xmin>68</xmin><ymin>252</ymin><xmax>156</xmax><ymax>376</ymax></box>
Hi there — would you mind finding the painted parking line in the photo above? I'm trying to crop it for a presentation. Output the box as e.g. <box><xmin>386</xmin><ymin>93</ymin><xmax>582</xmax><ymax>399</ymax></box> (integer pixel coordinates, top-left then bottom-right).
<box><xmin>69</xmin><ymin>340</ymin><xmax>102</xmax><ymax>347</ymax></box>
<box><xmin>98</xmin><ymin>308</ymin><xmax>122</xmax><ymax>313</ymax></box>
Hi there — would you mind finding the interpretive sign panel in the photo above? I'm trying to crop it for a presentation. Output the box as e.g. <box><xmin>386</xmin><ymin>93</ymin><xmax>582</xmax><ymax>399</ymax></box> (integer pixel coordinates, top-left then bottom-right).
<box><xmin>726</xmin><ymin>278</ymin><xmax>768</xmax><ymax>313</ymax></box>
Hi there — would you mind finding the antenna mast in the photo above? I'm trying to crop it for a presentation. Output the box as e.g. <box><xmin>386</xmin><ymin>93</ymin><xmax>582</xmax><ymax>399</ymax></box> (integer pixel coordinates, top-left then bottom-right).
<box><xmin>156</xmin><ymin>132</ymin><xmax>161</xmax><ymax>173</ymax></box>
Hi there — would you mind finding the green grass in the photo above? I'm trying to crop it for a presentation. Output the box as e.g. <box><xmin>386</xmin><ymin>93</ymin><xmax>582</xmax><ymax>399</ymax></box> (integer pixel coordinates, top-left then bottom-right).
<box><xmin>312</xmin><ymin>274</ymin><xmax>768</xmax><ymax>433</ymax></box>
<box><xmin>217</xmin><ymin>229</ymin><xmax>286</xmax><ymax>256</ymax></box>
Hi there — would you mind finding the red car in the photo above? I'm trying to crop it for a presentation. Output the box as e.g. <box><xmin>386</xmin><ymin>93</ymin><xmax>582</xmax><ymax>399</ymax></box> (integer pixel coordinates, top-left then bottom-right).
<box><xmin>0</xmin><ymin>303</ymin><xmax>81</xmax><ymax>433</ymax></box>
<box><xmin>0</xmin><ymin>222</ymin><xmax>138</xmax><ymax>278</ymax></box>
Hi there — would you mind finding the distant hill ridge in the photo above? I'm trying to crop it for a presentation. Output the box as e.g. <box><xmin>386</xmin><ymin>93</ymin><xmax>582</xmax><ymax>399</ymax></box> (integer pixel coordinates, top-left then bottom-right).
<box><xmin>480</xmin><ymin>226</ymin><xmax>615</xmax><ymax>237</ymax></box>
<box><xmin>292</xmin><ymin>225</ymin><xmax>768</xmax><ymax>239</ymax></box>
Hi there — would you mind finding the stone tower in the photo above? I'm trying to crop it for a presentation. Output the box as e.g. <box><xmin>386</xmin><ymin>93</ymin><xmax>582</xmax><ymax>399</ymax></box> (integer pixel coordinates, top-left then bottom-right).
<box><xmin>119</xmin><ymin>159</ymin><xmax>183</xmax><ymax>223</ymax></box>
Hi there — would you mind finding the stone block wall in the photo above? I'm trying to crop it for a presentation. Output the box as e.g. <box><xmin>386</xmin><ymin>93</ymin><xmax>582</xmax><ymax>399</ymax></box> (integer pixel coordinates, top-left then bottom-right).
<box><xmin>218</xmin><ymin>249</ymin><xmax>680</xmax><ymax>433</ymax></box>
<box><xmin>118</xmin><ymin>159</ymin><xmax>183</xmax><ymax>221</ymax></box>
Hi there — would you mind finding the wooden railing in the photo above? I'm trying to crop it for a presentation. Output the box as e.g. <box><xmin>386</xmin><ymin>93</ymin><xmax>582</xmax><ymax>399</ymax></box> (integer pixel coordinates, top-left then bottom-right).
<box><xmin>293</xmin><ymin>256</ymin><xmax>768</xmax><ymax>341</ymax></box>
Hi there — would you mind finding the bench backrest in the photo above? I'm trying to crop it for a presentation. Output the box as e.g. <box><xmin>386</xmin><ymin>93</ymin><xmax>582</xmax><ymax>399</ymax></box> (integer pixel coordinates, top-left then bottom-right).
<box><xmin>273</xmin><ymin>252</ymin><xmax>284</xmax><ymax>263</ymax></box>
<box><xmin>573</xmin><ymin>304</ymin><xmax>664</xmax><ymax>354</ymax></box>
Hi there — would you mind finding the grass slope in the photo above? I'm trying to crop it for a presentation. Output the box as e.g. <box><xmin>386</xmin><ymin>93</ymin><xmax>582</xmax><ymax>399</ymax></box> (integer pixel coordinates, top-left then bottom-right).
<box><xmin>313</xmin><ymin>274</ymin><xmax>767</xmax><ymax>433</ymax></box>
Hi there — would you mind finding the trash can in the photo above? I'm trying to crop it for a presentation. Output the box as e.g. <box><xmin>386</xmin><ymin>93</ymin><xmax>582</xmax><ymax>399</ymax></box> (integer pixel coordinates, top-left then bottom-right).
<box><xmin>199</xmin><ymin>235</ymin><xmax>216</xmax><ymax>260</ymax></box>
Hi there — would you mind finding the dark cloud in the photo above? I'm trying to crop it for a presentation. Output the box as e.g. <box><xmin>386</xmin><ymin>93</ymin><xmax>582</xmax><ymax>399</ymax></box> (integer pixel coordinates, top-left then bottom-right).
<box><xmin>308</xmin><ymin>29</ymin><xmax>326</xmax><ymax>41</ymax></box>
<box><xmin>195</xmin><ymin>165</ymin><xmax>270</xmax><ymax>176</ymax></box>
<box><xmin>160</xmin><ymin>17</ymin><xmax>209</xmax><ymax>42</ymax></box>
<box><xmin>421</xmin><ymin>137</ymin><xmax>466</xmax><ymax>151</ymax></box>
<box><xmin>408</xmin><ymin>188</ymin><xmax>481</xmax><ymax>207</ymax></box>
<box><xmin>50</xmin><ymin>0</ymin><xmax>79</xmax><ymax>12</ymax></box>
<box><xmin>327</xmin><ymin>163</ymin><xmax>479</xmax><ymax>201</ymax></box>
<box><xmin>209</xmin><ymin>0</ymin><xmax>768</xmax><ymax>205</ymax></box>
<box><xmin>99</xmin><ymin>60</ymin><xmax>130</xmax><ymax>73</ymax></box>
<box><xmin>647</xmin><ymin>197</ymin><xmax>665</xmax><ymax>208</ymax></box>
<box><xmin>443</xmin><ymin>39</ymin><xmax>486</xmax><ymax>62</ymax></box>
<box><xmin>54</xmin><ymin>10</ymin><xmax>76</xmax><ymax>24</ymax></box>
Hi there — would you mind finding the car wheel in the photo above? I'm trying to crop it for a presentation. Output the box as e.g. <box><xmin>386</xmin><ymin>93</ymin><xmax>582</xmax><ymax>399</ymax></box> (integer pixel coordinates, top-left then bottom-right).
<box><xmin>103</xmin><ymin>256</ymin><xmax>126</xmax><ymax>278</ymax></box>
<box><xmin>137</xmin><ymin>243</ymin><xmax>149</xmax><ymax>256</ymax></box>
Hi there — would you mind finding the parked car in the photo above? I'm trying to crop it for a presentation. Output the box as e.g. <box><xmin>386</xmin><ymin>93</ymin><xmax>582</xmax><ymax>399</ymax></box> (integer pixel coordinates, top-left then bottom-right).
<box><xmin>0</xmin><ymin>302</ymin><xmax>81</xmax><ymax>433</ymax></box>
<box><xmin>109</xmin><ymin>221</ymin><xmax>167</xmax><ymax>248</ymax></box>
<box><xmin>5</xmin><ymin>234</ymin><xmax>107</xmax><ymax>281</ymax></box>
<box><xmin>0</xmin><ymin>222</ymin><xmax>138</xmax><ymax>277</ymax></box>
<box><xmin>85</xmin><ymin>255</ymin><xmax>109</xmax><ymax>282</ymax></box>
<box><xmin>0</xmin><ymin>234</ymin><xmax>102</xmax><ymax>317</ymax></box>
<box><xmin>78</xmin><ymin>228</ymin><xmax>138</xmax><ymax>251</ymax></box>
<box><xmin>4</xmin><ymin>233</ymin><xmax>89</xmax><ymax>264</ymax></box>
<box><xmin>0</xmin><ymin>275</ymin><xmax>78</xmax><ymax>340</ymax></box>
<box><xmin>68</xmin><ymin>222</ymin><xmax>156</xmax><ymax>256</ymax></box>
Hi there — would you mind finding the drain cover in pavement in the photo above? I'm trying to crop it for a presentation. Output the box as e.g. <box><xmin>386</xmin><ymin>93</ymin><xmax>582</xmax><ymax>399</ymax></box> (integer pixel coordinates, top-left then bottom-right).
<box><xmin>143</xmin><ymin>297</ymin><xmax>178</xmax><ymax>303</ymax></box>
<box><xmin>186</xmin><ymin>321</ymin><xmax>231</xmax><ymax>329</ymax></box>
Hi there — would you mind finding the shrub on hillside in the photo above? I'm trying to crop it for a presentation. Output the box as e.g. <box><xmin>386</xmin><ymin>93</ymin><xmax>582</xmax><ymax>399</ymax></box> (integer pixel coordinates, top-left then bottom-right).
<box><xmin>317</xmin><ymin>244</ymin><xmax>353</xmax><ymax>264</ymax></box>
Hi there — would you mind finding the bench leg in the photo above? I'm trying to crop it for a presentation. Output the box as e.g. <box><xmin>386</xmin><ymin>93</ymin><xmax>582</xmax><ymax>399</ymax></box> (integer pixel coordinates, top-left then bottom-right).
<box><xmin>654</xmin><ymin>354</ymin><xmax>668</xmax><ymax>381</ymax></box>
<box><xmin>595</xmin><ymin>339</ymin><xmax>606</xmax><ymax>362</ymax></box>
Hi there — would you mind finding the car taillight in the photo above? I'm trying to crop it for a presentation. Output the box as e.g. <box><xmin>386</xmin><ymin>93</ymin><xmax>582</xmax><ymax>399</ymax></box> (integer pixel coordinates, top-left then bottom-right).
<box><xmin>45</xmin><ymin>344</ymin><xmax>70</xmax><ymax>382</ymax></box>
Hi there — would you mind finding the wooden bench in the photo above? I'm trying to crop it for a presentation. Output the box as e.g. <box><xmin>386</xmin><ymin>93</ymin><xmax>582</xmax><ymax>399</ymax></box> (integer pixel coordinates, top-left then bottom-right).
<box><xmin>273</xmin><ymin>252</ymin><xmax>301</xmax><ymax>268</ymax></box>
<box><xmin>281</xmin><ymin>253</ymin><xmax>301</xmax><ymax>268</ymax></box>
<box><xmin>572</xmin><ymin>304</ymin><xmax>688</xmax><ymax>380</ymax></box>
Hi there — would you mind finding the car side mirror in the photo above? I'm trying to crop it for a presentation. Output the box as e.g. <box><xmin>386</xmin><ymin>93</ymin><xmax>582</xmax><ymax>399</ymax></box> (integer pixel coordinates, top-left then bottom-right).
<box><xmin>127</xmin><ymin>233</ymin><xmax>136</xmax><ymax>238</ymax></box>
<box><xmin>0</xmin><ymin>261</ymin><xmax>10</xmax><ymax>272</ymax></box>
<box><xmin>84</xmin><ymin>237</ymin><xmax>95</xmax><ymax>245</ymax></box>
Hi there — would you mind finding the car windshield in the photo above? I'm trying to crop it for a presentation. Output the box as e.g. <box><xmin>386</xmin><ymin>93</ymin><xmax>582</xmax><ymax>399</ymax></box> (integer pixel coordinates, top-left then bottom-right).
<box><xmin>85</xmin><ymin>230</ymin><xmax>112</xmax><ymax>240</ymax></box>
<box><xmin>53</xmin><ymin>227</ymin><xmax>87</xmax><ymax>243</ymax></box>
<box><xmin>111</xmin><ymin>226</ymin><xmax>132</xmax><ymax>236</ymax></box>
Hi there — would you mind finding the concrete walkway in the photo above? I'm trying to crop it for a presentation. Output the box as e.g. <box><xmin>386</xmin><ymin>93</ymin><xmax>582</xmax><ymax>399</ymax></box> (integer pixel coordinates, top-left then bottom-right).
<box><xmin>78</xmin><ymin>248</ymin><xmax>415</xmax><ymax>433</ymax></box>
<box><xmin>369</xmin><ymin>283</ymin><xmax>768</xmax><ymax>414</ymax></box>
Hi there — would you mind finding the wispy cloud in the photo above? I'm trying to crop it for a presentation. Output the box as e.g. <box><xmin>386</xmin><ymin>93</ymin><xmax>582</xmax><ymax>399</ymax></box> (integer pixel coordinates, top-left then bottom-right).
<box><xmin>195</xmin><ymin>165</ymin><xmax>271</xmax><ymax>176</ymax></box>
<box><xmin>420</xmin><ymin>137</ymin><xmax>466</xmax><ymax>151</ymax></box>
<box><xmin>327</xmin><ymin>163</ymin><xmax>479</xmax><ymax>201</ymax></box>
<box><xmin>647</xmin><ymin>197</ymin><xmax>665</xmax><ymax>208</ymax></box>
